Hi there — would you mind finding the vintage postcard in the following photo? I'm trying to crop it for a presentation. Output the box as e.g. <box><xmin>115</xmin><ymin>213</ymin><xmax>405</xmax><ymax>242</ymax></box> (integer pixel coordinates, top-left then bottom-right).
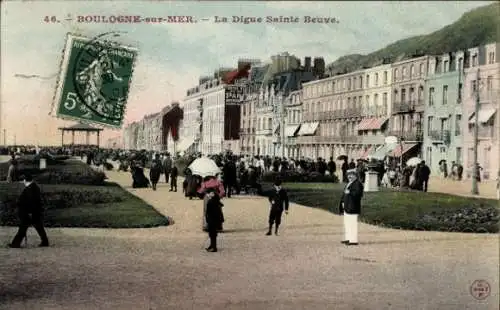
<box><xmin>0</xmin><ymin>1</ymin><xmax>498</xmax><ymax>310</ymax></box>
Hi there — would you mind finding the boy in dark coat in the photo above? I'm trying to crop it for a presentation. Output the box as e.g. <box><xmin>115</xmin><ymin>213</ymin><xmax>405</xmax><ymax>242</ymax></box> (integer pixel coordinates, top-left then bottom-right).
<box><xmin>266</xmin><ymin>179</ymin><xmax>289</xmax><ymax>236</ymax></box>
<box><xmin>339</xmin><ymin>169</ymin><xmax>364</xmax><ymax>246</ymax></box>
<box><xmin>8</xmin><ymin>174</ymin><xmax>49</xmax><ymax>248</ymax></box>
<box><xmin>170</xmin><ymin>165</ymin><xmax>178</xmax><ymax>192</ymax></box>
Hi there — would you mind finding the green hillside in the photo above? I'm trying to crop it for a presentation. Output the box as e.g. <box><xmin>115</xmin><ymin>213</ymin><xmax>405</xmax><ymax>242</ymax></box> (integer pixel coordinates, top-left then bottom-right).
<box><xmin>327</xmin><ymin>3</ymin><xmax>500</xmax><ymax>75</ymax></box>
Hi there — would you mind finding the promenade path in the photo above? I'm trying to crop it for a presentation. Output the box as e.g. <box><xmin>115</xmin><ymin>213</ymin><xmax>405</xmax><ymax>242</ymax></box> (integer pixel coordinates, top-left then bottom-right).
<box><xmin>0</xmin><ymin>169</ymin><xmax>498</xmax><ymax>310</ymax></box>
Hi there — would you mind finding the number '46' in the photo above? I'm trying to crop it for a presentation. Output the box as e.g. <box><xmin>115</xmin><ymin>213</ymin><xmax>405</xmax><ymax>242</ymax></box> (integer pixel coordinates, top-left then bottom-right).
<box><xmin>44</xmin><ymin>16</ymin><xmax>57</xmax><ymax>23</ymax></box>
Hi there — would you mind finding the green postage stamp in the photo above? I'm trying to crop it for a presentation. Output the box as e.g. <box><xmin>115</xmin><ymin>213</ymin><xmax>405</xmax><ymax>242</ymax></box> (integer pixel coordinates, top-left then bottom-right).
<box><xmin>53</xmin><ymin>33</ymin><xmax>138</xmax><ymax>128</ymax></box>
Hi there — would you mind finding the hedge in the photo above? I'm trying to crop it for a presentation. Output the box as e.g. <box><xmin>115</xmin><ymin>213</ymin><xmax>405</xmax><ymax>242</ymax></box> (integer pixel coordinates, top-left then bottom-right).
<box><xmin>261</xmin><ymin>171</ymin><xmax>339</xmax><ymax>183</ymax></box>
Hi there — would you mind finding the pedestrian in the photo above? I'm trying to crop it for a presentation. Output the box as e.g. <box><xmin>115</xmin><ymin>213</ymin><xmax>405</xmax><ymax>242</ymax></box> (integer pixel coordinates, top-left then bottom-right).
<box><xmin>418</xmin><ymin>161</ymin><xmax>431</xmax><ymax>192</ymax></box>
<box><xmin>149</xmin><ymin>154</ymin><xmax>162</xmax><ymax>191</ymax></box>
<box><xmin>496</xmin><ymin>170</ymin><xmax>499</xmax><ymax>200</ymax></box>
<box><xmin>222</xmin><ymin>156</ymin><xmax>237</xmax><ymax>198</ymax></box>
<box><xmin>341</xmin><ymin>158</ymin><xmax>348</xmax><ymax>183</ymax></box>
<box><xmin>8</xmin><ymin>174</ymin><xmax>49</xmax><ymax>248</ymax></box>
<box><xmin>266</xmin><ymin>179</ymin><xmax>289</xmax><ymax>236</ymax></box>
<box><xmin>198</xmin><ymin>175</ymin><xmax>226</xmax><ymax>234</ymax></box>
<box><xmin>339</xmin><ymin>169</ymin><xmax>363</xmax><ymax>246</ymax></box>
<box><xmin>162</xmin><ymin>153</ymin><xmax>172</xmax><ymax>183</ymax></box>
<box><xmin>169</xmin><ymin>164</ymin><xmax>178</xmax><ymax>192</ymax></box>
<box><xmin>6</xmin><ymin>159</ymin><xmax>18</xmax><ymax>183</ymax></box>
<box><xmin>204</xmin><ymin>190</ymin><xmax>224</xmax><ymax>252</ymax></box>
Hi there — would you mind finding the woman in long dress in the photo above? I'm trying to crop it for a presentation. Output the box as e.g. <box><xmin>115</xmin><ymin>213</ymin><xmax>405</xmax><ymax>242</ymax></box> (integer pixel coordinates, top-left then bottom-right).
<box><xmin>149</xmin><ymin>154</ymin><xmax>162</xmax><ymax>191</ymax></box>
<box><xmin>198</xmin><ymin>176</ymin><xmax>225</xmax><ymax>232</ymax></box>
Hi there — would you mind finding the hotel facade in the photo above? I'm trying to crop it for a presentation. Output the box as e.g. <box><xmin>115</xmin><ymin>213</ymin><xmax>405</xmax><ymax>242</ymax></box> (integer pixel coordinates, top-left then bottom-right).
<box><xmin>297</xmin><ymin>62</ymin><xmax>392</xmax><ymax>160</ymax></box>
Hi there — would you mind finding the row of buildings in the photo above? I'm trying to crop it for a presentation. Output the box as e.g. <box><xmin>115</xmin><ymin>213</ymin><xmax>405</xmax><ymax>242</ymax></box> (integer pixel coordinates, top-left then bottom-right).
<box><xmin>123</xmin><ymin>45</ymin><xmax>499</xmax><ymax>179</ymax></box>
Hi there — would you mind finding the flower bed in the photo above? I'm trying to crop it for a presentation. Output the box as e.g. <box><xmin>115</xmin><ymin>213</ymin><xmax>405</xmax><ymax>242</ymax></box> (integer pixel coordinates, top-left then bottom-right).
<box><xmin>260</xmin><ymin>182</ymin><xmax>499</xmax><ymax>233</ymax></box>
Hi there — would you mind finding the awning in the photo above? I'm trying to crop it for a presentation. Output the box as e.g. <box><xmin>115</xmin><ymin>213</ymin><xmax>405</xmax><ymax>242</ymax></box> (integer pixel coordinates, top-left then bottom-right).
<box><xmin>273</xmin><ymin>124</ymin><xmax>280</xmax><ymax>134</ymax></box>
<box><xmin>359</xmin><ymin>146</ymin><xmax>374</xmax><ymax>159</ymax></box>
<box><xmin>369</xmin><ymin>145</ymin><xmax>390</xmax><ymax>160</ymax></box>
<box><xmin>285</xmin><ymin>125</ymin><xmax>300</xmax><ymax>137</ymax></box>
<box><xmin>357</xmin><ymin>118</ymin><xmax>388</xmax><ymax>131</ymax></box>
<box><xmin>391</xmin><ymin>143</ymin><xmax>418</xmax><ymax>157</ymax></box>
<box><xmin>176</xmin><ymin>137</ymin><xmax>195</xmax><ymax>152</ymax></box>
<box><xmin>298</xmin><ymin>122</ymin><xmax>319</xmax><ymax>136</ymax></box>
<box><xmin>468</xmin><ymin>109</ymin><xmax>496</xmax><ymax>124</ymax></box>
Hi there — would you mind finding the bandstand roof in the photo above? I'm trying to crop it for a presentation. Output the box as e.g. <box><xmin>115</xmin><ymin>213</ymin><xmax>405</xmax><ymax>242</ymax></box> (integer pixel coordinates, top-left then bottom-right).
<box><xmin>58</xmin><ymin>123</ymin><xmax>103</xmax><ymax>132</ymax></box>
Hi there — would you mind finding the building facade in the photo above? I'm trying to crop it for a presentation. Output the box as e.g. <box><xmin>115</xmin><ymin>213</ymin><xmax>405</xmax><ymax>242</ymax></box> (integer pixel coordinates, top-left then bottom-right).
<box><xmin>298</xmin><ymin>63</ymin><xmax>392</xmax><ymax>160</ymax></box>
<box><xmin>283</xmin><ymin>89</ymin><xmax>302</xmax><ymax>158</ymax></box>
<box><xmin>422</xmin><ymin>51</ymin><xmax>465</xmax><ymax>173</ymax></box>
<box><xmin>105</xmin><ymin>136</ymin><xmax>123</xmax><ymax>149</ymax></box>
<box><xmin>181</xmin><ymin>75</ymin><xmax>240</xmax><ymax>156</ymax></box>
<box><xmin>462</xmin><ymin>43</ymin><xmax>499</xmax><ymax>180</ymax></box>
<box><xmin>389</xmin><ymin>55</ymin><xmax>429</xmax><ymax>160</ymax></box>
<box><xmin>240</xmin><ymin>84</ymin><xmax>257</xmax><ymax>156</ymax></box>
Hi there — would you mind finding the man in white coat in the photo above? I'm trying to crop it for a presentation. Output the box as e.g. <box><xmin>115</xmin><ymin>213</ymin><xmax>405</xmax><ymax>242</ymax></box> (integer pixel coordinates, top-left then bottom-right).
<box><xmin>339</xmin><ymin>169</ymin><xmax>364</xmax><ymax>246</ymax></box>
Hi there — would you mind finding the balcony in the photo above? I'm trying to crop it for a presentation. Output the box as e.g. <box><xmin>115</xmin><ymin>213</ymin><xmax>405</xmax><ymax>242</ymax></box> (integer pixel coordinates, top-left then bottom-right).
<box><xmin>362</xmin><ymin>106</ymin><xmax>388</xmax><ymax>117</ymax></box>
<box><xmin>256</xmin><ymin>128</ymin><xmax>272</xmax><ymax>135</ymax></box>
<box><xmin>296</xmin><ymin>135</ymin><xmax>362</xmax><ymax>144</ymax></box>
<box><xmin>392</xmin><ymin>100</ymin><xmax>424</xmax><ymax>114</ymax></box>
<box><xmin>388</xmin><ymin>130</ymin><xmax>423</xmax><ymax>142</ymax></box>
<box><xmin>477</xmin><ymin>126</ymin><xmax>496</xmax><ymax>140</ymax></box>
<box><xmin>359</xmin><ymin>134</ymin><xmax>386</xmax><ymax>145</ymax></box>
<box><xmin>429</xmin><ymin>130</ymin><xmax>451</xmax><ymax>144</ymax></box>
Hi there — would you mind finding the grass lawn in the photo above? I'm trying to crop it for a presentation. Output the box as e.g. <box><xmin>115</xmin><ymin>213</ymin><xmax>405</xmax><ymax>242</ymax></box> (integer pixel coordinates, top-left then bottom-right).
<box><xmin>1</xmin><ymin>181</ymin><xmax>170</xmax><ymax>229</ymax></box>
<box><xmin>262</xmin><ymin>182</ymin><xmax>499</xmax><ymax>233</ymax></box>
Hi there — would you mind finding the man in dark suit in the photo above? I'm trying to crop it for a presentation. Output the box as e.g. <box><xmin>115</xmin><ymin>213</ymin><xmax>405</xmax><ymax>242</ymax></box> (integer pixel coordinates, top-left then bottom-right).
<box><xmin>222</xmin><ymin>157</ymin><xmax>237</xmax><ymax>198</ymax></box>
<box><xmin>339</xmin><ymin>169</ymin><xmax>363</xmax><ymax>246</ymax></box>
<box><xmin>8</xmin><ymin>174</ymin><xmax>49</xmax><ymax>248</ymax></box>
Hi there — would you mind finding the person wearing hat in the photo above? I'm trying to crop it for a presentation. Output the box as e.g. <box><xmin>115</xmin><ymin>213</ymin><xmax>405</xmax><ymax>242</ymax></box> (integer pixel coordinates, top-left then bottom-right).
<box><xmin>8</xmin><ymin>173</ymin><xmax>49</xmax><ymax>248</ymax></box>
<box><xmin>339</xmin><ymin>169</ymin><xmax>364</xmax><ymax>246</ymax></box>
<box><xmin>266</xmin><ymin>179</ymin><xmax>289</xmax><ymax>236</ymax></box>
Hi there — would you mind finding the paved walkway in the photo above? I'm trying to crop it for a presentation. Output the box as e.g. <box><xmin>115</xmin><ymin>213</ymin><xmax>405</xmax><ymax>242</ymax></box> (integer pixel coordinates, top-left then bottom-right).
<box><xmin>0</xmin><ymin>170</ymin><xmax>498</xmax><ymax>310</ymax></box>
<box><xmin>427</xmin><ymin>176</ymin><xmax>498</xmax><ymax>199</ymax></box>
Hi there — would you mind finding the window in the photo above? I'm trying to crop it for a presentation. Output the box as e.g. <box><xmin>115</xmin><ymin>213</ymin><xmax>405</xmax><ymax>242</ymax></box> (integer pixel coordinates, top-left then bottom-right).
<box><xmin>394</xmin><ymin>69</ymin><xmax>399</xmax><ymax>81</ymax></box>
<box><xmin>467</xmin><ymin>147</ymin><xmax>474</xmax><ymax>166</ymax></box>
<box><xmin>374</xmin><ymin>93</ymin><xmax>379</xmax><ymax>106</ymax></box>
<box><xmin>456</xmin><ymin>147</ymin><xmax>462</xmax><ymax>163</ymax></box>
<box><xmin>455</xmin><ymin>115</ymin><xmax>462</xmax><ymax>135</ymax></box>
<box><xmin>488</xmin><ymin>52</ymin><xmax>495</xmax><ymax>64</ymax></box>
<box><xmin>427</xmin><ymin>116</ymin><xmax>434</xmax><ymax>133</ymax></box>
<box><xmin>353</xmin><ymin>77</ymin><xmax>357</xmax><ymax>89</ymax></box>
<box><xmin>419</xmin><ymin>64</ymin><xmax>424</xmax><ymax>75</ymax></box>
<box><xmin>486</xmin><ymin>76</ymin><xmax>493</xmax><ymax>91</ymax></box>
<box><xmin>359</xmin><ymin>76</ymin><xmax>363</xmax><ymax>89</ymax></box>
<box><xmin>471</xmin><ymin>80</ymin><xmax>477</xmax><ymax>93</ymax></box>
<box><xmin>442</xmin><ymin>85</ymin><xmax>448</xmax><ymax>105</ymax></box>
<box><xmin>382</xmin><ymin>93</ymin><xmax>388</xmax><ymax>108</ymax></box>
<box><xmin>383</xmin><ymin>71</ymin><xmax>387</xmax><ymax>84</ymax></box>
<box><xmin>458</xmin><ymin>58</ymin><xmax>463</xmax><ymax>71</ymax></box>
<box><xmin>402</xmin><ymin>67</ymin><xmax>407</xmax><ymax>78</ymax></box>
<box><xmin>443</xmin><ymin>60</ymin><xmax>449</xmax><ymax>72</ymax></box>
<box><xmin>347</xmin><ymin>79</ymin><xmax>351</xmax><ymax>90</ymax></box>
<box><xmin>458</xmin><ymin>83</ymin><xmax>463</xmax><ymax>102</ymax></box>
<box><xmin>332</xmin><ymin>81</ymin><xmax>336</xmax><ymax>93</ymax></box>
<box><xmin>410</xmin><ymin>65</ymin><xmax>415</xmax><ymax>77</ymax></box>
<box><xmin>366</xmin><ymin>74</ymin><xmax>370</xmax><ymax>88</ymax></box>
<box><xmin>426</xmin><ymin>147</ymin><xmax>432</xmax><ymax>167</ymax></box>
<box><xmin>484</xmin><ymin>147</ymin><xmax>491</xmax><ymax>168</ymax></box>
<box><xmin>472</xmin><ymin>54</ymin><xmax>478</xmax><ymax>67</ymax></box>
<box><xmin>401</xmin><ymin>89</ymin><xmax>406</xmax><ymax>103</ymax></box>
<box><xmin>440</xmin><ymin>147</ymin><xmax>446</xmax><ymax>154</ymax></box>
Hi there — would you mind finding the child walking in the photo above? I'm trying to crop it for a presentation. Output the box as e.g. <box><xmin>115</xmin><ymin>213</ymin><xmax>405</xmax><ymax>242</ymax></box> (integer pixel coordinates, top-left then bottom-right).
<box><xmin>266</xmin><ymin>179</ymin><xmax>289</xmax><ymax>236</ymax></box>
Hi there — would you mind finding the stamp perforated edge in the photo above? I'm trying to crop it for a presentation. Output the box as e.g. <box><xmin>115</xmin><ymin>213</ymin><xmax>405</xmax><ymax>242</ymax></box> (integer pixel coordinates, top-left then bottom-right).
<box><xmin>50</xmin><ymin>32</ymin><xmax>139</xmax><ymax>130</ymax></box>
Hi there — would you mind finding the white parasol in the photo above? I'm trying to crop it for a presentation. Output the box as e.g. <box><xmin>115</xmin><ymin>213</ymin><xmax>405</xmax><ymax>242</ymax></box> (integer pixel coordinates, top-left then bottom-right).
<box><xmin>188</xmin><ymin>157</ymin><xmax>221</xmax><ymax>178</ymax></box>
<box><xmin>406</xmin><ymin>157</ymin><xmax>422</xmax><ymax>167</ymax></box>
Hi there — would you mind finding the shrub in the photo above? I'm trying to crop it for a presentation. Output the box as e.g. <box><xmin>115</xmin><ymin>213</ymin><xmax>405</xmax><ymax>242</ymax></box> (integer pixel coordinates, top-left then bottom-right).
<box><xmin>261</xmin><ymin>171</ymin><xmax>339</xmax><ymax>183</ymax></box>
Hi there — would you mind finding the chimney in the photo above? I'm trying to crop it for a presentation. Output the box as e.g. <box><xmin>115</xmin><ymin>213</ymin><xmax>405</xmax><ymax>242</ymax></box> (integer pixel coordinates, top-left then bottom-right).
<box><xmin>304</xmin><ymin>57</ymin><xmax>312</xmax><ymax>71</ymax></box>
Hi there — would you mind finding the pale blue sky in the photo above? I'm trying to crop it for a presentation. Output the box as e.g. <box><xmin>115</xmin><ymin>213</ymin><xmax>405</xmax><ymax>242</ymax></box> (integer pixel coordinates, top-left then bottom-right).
<box><xmin>0</xmin><ymin>0</ymin><xmax>493</xmax><ymax>145</ymax></box>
